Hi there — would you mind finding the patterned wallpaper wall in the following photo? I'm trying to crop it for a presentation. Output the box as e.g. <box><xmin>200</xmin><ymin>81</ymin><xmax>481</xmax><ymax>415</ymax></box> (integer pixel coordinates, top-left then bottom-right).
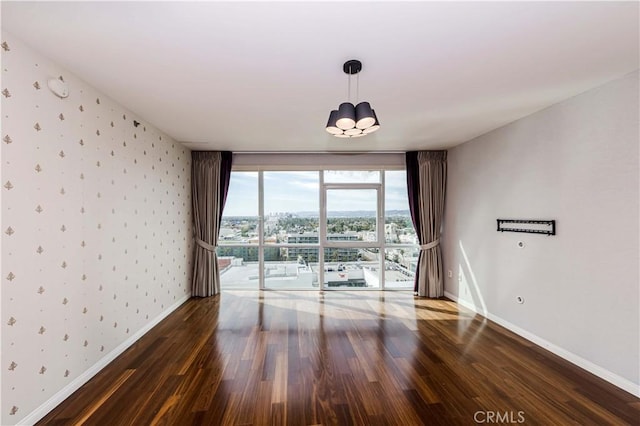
<box><xmin>1</xmin><ymin>32</ymin><xmax>193</xmax><ymax>425</ymax></box>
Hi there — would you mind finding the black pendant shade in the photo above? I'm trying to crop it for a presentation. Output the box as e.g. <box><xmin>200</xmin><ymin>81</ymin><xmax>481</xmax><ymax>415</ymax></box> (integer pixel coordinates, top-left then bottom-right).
<box><xmin>355</xmin><ymin>102</ymin><xmax>375</xmax><ymax>129</ymax></box>
<box><xmin>325</xmin><ymin>110</ymin><xmax>342</xmax><ymax>135</ymax></box>
<box><xmin>336</xmin><ymin>102</ymin><xmax>356</xmax><ymax>130</ymax></box>
<box><xmin>326</xmin><ymin>60</ymin><xmax>380</xmax><ymax>138</ymax></box>
<box><xmin>362</xmin><ymin>109</ymin><xmax>380</xmax><ymax>134</ymax></box>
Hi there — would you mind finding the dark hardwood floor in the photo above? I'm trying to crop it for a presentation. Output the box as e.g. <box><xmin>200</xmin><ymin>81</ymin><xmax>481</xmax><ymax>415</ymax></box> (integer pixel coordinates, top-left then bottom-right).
<box><xmin>38</xmin><ymin>291</ymin><xmax>639</xmax><ymax>425</ymax></box>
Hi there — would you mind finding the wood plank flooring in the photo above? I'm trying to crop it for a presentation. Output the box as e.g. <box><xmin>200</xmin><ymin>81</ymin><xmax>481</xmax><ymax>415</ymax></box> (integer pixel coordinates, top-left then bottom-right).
<box><xmin>37</xmin><ymin>291</ymin><xmax>640</xmax><ymax>425</ymax></box>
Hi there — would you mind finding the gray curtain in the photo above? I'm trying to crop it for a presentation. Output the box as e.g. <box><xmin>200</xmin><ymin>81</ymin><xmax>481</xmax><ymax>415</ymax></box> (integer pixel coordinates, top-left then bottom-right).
<box><xmin>191</xmin><ymin>151</ymin><xmax>232</xmax><ymax>297</ymax></box>
<box><xmin>406</xmin><ymin>151</ymin><xmax>447</xmax><ymax>297</ymax></box>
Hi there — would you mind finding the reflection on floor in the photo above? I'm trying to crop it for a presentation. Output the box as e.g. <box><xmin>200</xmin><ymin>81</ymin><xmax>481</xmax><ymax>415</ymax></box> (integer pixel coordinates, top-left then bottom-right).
<box><xmin>37</xmin><ymin>291</ymin><xmax>639</xmax><ymax>425</ymax></box>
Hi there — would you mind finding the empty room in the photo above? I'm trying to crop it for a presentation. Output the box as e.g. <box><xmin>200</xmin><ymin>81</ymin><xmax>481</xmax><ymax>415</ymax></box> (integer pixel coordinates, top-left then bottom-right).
<box><xmin>1</xmin><ymin>2</ymin><xmax>639</xmax><ymax>425</ymax></box>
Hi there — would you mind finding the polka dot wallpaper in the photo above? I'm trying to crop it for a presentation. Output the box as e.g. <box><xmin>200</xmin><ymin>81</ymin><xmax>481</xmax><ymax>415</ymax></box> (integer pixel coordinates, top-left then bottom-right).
<box><xmin>1</xmin><ymin>32</ymin><xmax>193</xmax><ymax>424</ymax></box>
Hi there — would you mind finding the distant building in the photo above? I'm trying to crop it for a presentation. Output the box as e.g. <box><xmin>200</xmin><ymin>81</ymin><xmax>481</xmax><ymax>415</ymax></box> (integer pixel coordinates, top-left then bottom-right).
<box><xmin>399</xmin><ymin>231</ymin><xmax>418</xmax><ymax>245</ymax></box>
<box><xmin>385</xmin><ymin>223</ymin><xmax>399</xmax><ymax>242</ymax></box>
<box><xmin>362</xmin><ymin>231</ymin><xmax>377</xmax><ymax>242</ymax></box>
<box><xmin>219</xmin><ymin>228</ymin><xmax>237</xmax><ymax>238</ymax></box>
<box><xmin>216</xmin><ymin>245</ymin><xmax>280</xmax><ymax>262</ymax></box>
<box><xmin>286</xmin><ymin>232</ymin><xmax>359</xmax><ymax>262</ymax></box>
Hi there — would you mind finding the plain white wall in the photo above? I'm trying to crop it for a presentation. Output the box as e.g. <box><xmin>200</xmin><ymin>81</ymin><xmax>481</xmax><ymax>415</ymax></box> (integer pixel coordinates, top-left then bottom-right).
<box><xmin>442</xmin><ymin>71</ymin><xmax>639</xmax><ymax>393</ymax></box>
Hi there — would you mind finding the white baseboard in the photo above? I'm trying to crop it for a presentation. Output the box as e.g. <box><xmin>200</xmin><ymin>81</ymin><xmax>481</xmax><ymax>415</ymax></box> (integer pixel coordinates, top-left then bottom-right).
<box><xmin>445</xmin><ymin>290</ymin><xmax>486</xmax><ymax>315</ymax></box>
<box><xmin>17</xmin><ymin>294</ymin><xmax>190</xmax><ymax>426</ymax></box>
<box><xmin>444</xmin><ymin>291</ymin><xmax>640</xmax><ymax>398</ymax></box>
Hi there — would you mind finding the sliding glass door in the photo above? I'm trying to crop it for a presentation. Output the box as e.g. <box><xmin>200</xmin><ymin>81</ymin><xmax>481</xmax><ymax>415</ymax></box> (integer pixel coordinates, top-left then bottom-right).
<box><xmin>322</xmin><ymin>171</ymin><xmax>381</xmax><ymax>289</ymax></box>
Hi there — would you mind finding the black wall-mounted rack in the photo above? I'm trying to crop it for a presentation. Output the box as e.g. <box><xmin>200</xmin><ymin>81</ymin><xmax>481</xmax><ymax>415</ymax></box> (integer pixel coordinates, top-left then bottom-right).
<box><xmin>497</xmin><ymin>219</ymin><xmax>556</xmax><ymax>236</ymax></box>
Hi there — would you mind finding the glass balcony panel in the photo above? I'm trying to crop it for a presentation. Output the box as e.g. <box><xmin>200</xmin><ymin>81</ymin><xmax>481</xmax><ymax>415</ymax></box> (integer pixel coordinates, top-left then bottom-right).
<box><xmin>323</xmin><ymin>248</ymin><xmax>380</xmax><ymax>289</ymax></box>
<box><xmin>218</xmin><ymin>247</ymin><xmax>259</xmax><ymax>289</ymax></box>
<box><xmin>384</xmin><ymin>247</ymin><xmax>418</xmax><ymax>289</ymax></box>
<box><xmin>264</xmin><ymin>249</ymin><xmax>319</xmax><ymax>289</ymax></box>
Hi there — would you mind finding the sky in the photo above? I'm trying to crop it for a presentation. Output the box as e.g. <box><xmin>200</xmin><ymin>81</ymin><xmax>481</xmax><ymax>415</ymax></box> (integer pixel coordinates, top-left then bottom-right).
<box><xmin>223</xmin><ymin>170</ymin><xmax>411</xmax><ymax>216</ymax></box>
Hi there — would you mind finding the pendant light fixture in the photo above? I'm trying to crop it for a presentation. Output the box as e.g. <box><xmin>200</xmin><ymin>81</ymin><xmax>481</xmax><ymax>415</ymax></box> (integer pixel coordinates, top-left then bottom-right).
<box><xmin>326</xmin><ymin>59</ymin><xmax>380</xmax><ymax>138</ymax></box>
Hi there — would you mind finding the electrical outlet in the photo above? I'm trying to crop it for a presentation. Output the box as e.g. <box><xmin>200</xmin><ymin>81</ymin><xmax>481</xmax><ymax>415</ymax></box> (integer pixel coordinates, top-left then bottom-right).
<box><xmin>447</xmin><ymin>270</ymin><xmax>453</xmax><ymax>278</ymax></box>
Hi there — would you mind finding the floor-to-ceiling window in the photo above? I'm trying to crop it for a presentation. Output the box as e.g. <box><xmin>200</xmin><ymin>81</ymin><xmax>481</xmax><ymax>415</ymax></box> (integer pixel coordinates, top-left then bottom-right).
<box><xmin>217</xmin><ymin>172</ymin><xmax>259</xmax><ymax>288</ymax></box>
<box><xmin>263</xmin><ymin>171</ymin><xmax>320</xmax><ymax>289</ymax></box>
<box><xmin>218</xmin><ymin>166</ymin><xmax>417</xmax><ymax>290</ymax></box>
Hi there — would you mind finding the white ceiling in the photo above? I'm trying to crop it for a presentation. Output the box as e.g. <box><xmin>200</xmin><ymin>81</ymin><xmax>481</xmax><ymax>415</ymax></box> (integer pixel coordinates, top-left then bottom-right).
<box><xmin>2</xmin><ymin>1</ymin><xmax>638</xmax><ymax>152</ymax></box>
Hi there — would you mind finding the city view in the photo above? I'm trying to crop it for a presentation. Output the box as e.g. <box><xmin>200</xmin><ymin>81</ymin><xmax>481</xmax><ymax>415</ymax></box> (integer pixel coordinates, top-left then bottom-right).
<box><xmin>217</xmin><ymin>211</ymin><xmax>419</xmax><ymax>289</ymax></box>
<box><xmin>216</xmin><ymin>170</ymin><xmax>419</xmax><ymax>290</ymax></box>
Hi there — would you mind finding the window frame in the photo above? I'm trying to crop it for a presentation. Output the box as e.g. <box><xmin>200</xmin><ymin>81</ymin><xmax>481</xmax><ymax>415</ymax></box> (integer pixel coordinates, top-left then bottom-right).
<box><xmin>220</xmin><ymin>163</ymin><xmax>417</xmax><ymax>291</ymax></box>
